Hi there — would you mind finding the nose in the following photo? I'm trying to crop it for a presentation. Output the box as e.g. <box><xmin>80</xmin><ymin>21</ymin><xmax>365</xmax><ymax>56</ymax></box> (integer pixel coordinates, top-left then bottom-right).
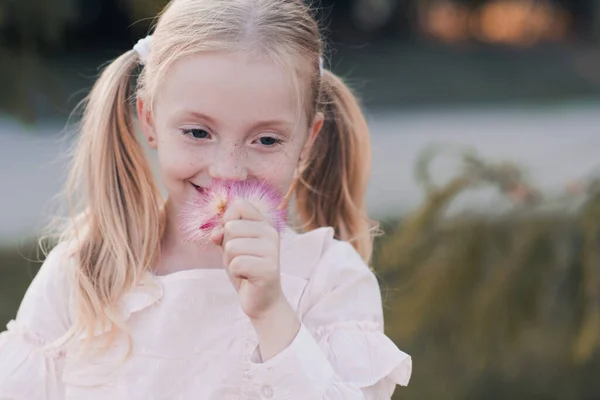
<box><xmin>208</xmin><ymin>147</ymin><xmax>248</xmax><ymax>181</ymax></box>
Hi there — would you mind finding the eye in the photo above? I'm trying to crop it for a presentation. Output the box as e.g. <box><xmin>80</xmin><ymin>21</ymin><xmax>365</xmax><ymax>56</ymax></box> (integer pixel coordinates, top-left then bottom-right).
<box><xmin>258</xmin><ymin>136</ymin><xmax>282</xmax><ymax>146</ymax></box>
<box><xmin>182</xmin><ymin>128</ymin><xmax>210</xmax><ymax>139</ymax></box>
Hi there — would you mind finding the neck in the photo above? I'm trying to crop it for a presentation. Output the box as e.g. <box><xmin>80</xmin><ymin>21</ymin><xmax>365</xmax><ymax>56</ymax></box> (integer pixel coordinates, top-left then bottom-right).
<box><xmin>155</xmin><ymin>199</ymin><xmax>224</xmax><ymax>275</ymax></box>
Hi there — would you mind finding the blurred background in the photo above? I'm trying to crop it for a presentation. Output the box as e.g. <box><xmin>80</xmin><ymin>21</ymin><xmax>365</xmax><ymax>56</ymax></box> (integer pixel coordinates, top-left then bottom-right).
<box><xmin>1</xmin><ymin>0</ymin><xmax>600</xmax><ymax>398</ymax></box>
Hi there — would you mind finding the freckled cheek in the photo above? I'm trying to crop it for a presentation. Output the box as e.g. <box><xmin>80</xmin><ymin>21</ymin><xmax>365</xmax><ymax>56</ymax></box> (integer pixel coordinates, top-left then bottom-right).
<box><xmin>157</xmin><ymin>138</ymin><xmax>210</xmax><ymax>180</ymax></box>
<box><xmin>247</xmin><ymin>152</ymin><xmax>299</xmax><ymax>193</ymax></box>
<box><xmin>163</xmin><ymin>156</ymin><xmax>198</xmax><ymax>180</ymax></box>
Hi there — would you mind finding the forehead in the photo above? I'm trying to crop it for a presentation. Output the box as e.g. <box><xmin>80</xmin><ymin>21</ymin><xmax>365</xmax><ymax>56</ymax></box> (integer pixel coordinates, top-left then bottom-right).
<box><xmin>153</xmin><ymin>51</ymin><xmax>306</xmax><ymax>127</ymax></box>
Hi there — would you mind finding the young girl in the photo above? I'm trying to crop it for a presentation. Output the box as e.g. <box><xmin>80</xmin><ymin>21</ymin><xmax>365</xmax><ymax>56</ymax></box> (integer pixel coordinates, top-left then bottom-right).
<box><xmin>0</xmin><ymin>0</ymin><xmax>411</xmax><ymax>398</ymax></box>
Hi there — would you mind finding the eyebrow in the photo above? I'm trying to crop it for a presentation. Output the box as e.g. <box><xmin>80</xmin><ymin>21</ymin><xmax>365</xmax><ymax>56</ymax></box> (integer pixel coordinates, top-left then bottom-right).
<box><xmin>173</xmin><ymin>110</ymin><xmax>296</xmax><ymax>132</ymax></box>
<box><xmin>173</xmin><ymin>110</ymin><xmax>217</xmax><ymax>126</ymax></box>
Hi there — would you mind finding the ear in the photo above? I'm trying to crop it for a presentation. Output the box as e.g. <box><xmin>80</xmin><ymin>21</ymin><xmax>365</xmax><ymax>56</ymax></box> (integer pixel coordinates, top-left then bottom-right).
<box><xmin>300</xmin><ymin>112</ymin><xmax>324</xmax><ymax>162</ymax></box>
<box><xmin>136</xmin><ymin>97</ymin><xmax>158</xmax><ymax>149</ymax></box>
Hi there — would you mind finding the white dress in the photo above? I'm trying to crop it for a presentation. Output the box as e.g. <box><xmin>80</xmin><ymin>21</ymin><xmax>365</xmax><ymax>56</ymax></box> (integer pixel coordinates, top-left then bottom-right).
<box><xmin>0</xmin><ymin>227</ymin><xmax>412</xmax><ymax>399</ymax></box>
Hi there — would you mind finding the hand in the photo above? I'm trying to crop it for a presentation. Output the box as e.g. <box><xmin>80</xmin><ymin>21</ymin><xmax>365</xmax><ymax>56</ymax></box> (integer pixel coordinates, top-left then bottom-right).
<box><xmin>210</xmin><ymin>199</ymin><xmax>284</xmax><ymax>320</ymax></box>
<box><xmin>210</xmin><ymin>199</ymin><xmax>301</xmax><ymax>361</ymax></box>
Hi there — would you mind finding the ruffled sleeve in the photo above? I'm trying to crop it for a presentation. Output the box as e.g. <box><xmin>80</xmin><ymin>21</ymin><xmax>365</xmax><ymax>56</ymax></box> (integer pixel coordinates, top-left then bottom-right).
<box><xmin>242</xmin><ymin>229</ymin><xmax>412</xmax><ymax>399</ymax></box>
<box><xmin>0</xmin><ymin>242</ymin><xmax>74</xmax><ymax>399</ymax></box>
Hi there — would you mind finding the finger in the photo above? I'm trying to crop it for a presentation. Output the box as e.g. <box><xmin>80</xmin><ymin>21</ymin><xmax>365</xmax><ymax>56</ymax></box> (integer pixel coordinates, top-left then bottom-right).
<box><xmin>210</xmin><ymin>225</ymin><xmax>225</xmax><ymax>246</ymax></box>
<box><xmin>222</xmin><ymin>219</ymin><xmax>274</xmax><ymax>242</ymax></box>
<box><xmin>228</xmin><ymin>255</ymin><xmax>264</xmax><ymax>280</ymax></box>
<box><xmin>222</xmin><ymin>199</ymin><xmax>265</xmax><ymax>223</ymax></box>
<box><xmin>223</xmin><ymin>237</ymin><xmax>272</xmax><ymax>266</ymax></box>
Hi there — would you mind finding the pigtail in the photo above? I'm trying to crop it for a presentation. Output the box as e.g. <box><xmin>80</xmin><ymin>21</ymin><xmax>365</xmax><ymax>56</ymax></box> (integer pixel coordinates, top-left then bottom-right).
<box><xmin>295</xmin><ymin>69</ymin><xmax>375</xmax><ymax>263</ymax></box>
<box><xmin>64</xmin><ymin>50</ymin><xmax>163</xmax><ymax>348</ymax></box>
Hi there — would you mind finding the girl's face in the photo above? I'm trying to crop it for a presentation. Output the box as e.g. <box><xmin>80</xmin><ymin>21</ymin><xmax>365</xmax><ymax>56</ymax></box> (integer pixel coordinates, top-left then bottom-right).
<box><xmin>138</xmin><ymin>51</ymin><xmax>323</xmax><ymax>214</ymax></box>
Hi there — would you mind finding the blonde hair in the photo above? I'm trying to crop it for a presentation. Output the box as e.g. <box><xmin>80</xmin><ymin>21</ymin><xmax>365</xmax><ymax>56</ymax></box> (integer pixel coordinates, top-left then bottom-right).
<box><xmin>50</xmin><ymin>0</ymin><xmax>375</xmax><ymax>350</ymax></box>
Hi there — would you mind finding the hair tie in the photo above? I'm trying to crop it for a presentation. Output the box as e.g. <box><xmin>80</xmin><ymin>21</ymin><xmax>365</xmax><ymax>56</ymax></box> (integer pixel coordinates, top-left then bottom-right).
<box><xmin>133</xmin><ymin>35</ymin><xmax>153</xmax><ymax>65</ymax></box>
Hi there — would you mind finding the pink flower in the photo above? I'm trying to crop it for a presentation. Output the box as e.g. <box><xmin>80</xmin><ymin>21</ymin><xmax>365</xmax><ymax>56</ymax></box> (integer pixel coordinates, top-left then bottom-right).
<box><xmin>179</xmin><ymin>179</ymin><xmax>288</xmax><ymax>246</ymax></box>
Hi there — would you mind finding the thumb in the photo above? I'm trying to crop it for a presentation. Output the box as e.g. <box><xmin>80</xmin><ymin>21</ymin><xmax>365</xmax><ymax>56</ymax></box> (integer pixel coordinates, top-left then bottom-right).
<box><xmin>210</xmin><ymin>225</ymin><xmax>225</xmax><ymax>247</ymax></box>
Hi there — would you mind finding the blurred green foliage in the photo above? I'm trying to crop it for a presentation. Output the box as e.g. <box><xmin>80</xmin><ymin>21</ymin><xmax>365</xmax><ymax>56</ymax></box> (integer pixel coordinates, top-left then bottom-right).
<box><xmin>376</xmin><ymin>146</ymin><xmax>600</xmax><ymax>399</ymax></box>
<box><xmin>0</xmin><ymin>0</ymin><xmax>161</xmax><ymax>123</ymax></box>
<box><xmin>0</xmin><ymin>0</ymin><xmax>76</xmax><ymax>123</ymax></box>
<box><xmin>0</xmin><ymin>242</ymin><xmax>41</xmax><ymax>327</ymax></box>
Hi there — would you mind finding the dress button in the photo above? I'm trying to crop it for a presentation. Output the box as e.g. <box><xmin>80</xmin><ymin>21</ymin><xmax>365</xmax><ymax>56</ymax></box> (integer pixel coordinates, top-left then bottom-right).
<box><xmin>261</xmin><ymin>385</ymin><xmax>274</xmax><ymax>398</ymax></box>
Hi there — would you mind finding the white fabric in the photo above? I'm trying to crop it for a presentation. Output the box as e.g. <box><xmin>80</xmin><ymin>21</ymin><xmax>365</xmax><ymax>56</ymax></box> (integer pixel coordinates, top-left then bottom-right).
<box><xmin>0</xmin><ymin>227</ymin><xmax>411</xmax><ymax>399</ymax></box>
